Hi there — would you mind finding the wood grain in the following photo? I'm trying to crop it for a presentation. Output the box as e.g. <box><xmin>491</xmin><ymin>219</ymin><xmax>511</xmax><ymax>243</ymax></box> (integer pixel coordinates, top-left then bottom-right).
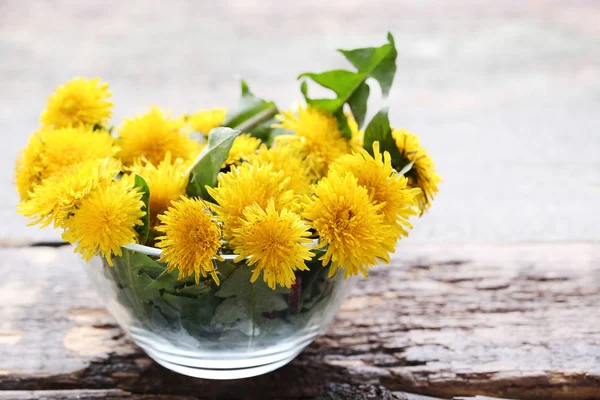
<box><xmin>0</xmin><ymin>243</ymin><xmax>598</xmax><ymax>399</ymax></box>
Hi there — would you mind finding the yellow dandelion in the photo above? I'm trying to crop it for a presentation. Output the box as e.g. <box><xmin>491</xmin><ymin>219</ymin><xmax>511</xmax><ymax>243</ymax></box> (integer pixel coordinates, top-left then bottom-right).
<box><xmin>222</xmin><ymin>133</ymin><xmax>261</xmax><ymax>168</ymax></box>
<box><xmin>156</xmin><ymin>197</ymin><xmax>223</xmax><ymax>284</ymax></box>
<box><xmin>15</xmin><ymin>132</ymin><xmax>44</xmax><ymax>201</ymax></box>
<box><xmin>230</xmin><ymin>200</ymin><xmax>313</xmax><ymax>290</ymax></box>
<box><xmin>392</xmin><ymin>128</ymin><xmax>441</xmax><ymax>212</ymax></box>
<box><xmin>62</xmin><ymin>177</ymin><xmax>146</xmax><ymax>266</ymax></box>
<box><xmin>15</xmin><ymin>127</ymin><xmax>117</xmax><ymax>200</ymax></box>
<box><xmin>19</xmin><ymin>158</ymin><xmax>121</xmax><ymax>228</ymax></box>
<box><xmin>330</xmin><ymin>142</ymin><xmax>421</xmax><ymax>237</ymax></box>
<box><xmin>118</xmin><ymin>107</ymin><xmax>202</xmax><ymax>166</ymax></box>
<box><xmin>275</xmin><ymin>106</ymin><xmax>351</xmax><ymax>179</ymax></box>
<box><xmin>206</xmin><ymin>162</ymin><xmax>295</xmax><ymax>241</ymax></box>
<box><xmin>186</xmin><ymin>108</ymin><xmax>227</xmax><ymax>136</ymax></box>
<box><xmin>129</xmin><ymin>154</ymin><xmax>188</xmax><ymax>228</ymax></box>
<box><xmin>346</xmin><ymin>111</ymin><xmax>365</xmax><ymax>152</ymax></box>
<box><xmin>303</xmin><ymin>171</ymin><xmax>397</xmax><ymax>278</ymax></box>
<box><xmin>40</xmin><ymin>77</ymin><xmax>113</xmax><ymax>129</ymax></box>
<box><xmin>248</xmin><ymin>144</ymin><xmax>313</xmax><ymax>195</ymax></box>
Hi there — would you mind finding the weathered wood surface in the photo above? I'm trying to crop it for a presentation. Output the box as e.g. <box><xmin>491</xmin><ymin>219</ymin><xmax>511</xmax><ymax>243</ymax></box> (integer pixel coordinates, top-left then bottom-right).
<box><xmin>1</xmin><ymin>243</ymin><xmax>599</xmax><ymax>399</ymax></box>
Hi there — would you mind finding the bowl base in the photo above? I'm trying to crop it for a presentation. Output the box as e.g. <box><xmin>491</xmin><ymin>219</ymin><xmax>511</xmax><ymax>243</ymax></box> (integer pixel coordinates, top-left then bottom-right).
<box><xmin>143</xmin><ymin>346</ymin><xmax>302</xmax><ymax>380</ymax></box>
<box><xmin>129</xmin><ymin>326</ymin><xmax>317</xmax><ymax>379</ymax></box>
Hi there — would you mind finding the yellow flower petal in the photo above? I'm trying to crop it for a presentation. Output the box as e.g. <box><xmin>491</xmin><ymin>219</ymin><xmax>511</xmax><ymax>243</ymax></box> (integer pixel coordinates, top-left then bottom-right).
<box><xmin>303</xmin><ymin>171</ymin><xmax>396</xmax><ymax>278</ymax></box>
<box><xmin>207</xmin><ymin>162</ymin><xmax>295</xmax><ymax>241</ymax></box>
<box><xmin>156</xmin><ymin>197</ymin><xmax>223</xmax><ymax>284</ymax></box>
<box><xmin>248</xmin><ymin>144</ymin><xmax>313</xmax><ymax>196</ymax></box>
<box><xmin>128</xmin><ymin>154</ymin><xmax>188</xmax><ymax>229</ymax></box>
<box><xmin>330</xmin><ymin>142</ymin><xmax>421</xmax><ymax>237</ymax></box>
<box><xmin>231</xmin><ymin>199</ymin><xmax>313</xmax><ymax>290</ymax></box>
<box><xmin>118</xmin><ymin>107</ymin><xmax>202</xmax><ymax>166</ymax></box>
<box><xmin>40</xmin><ymin>77</ymin><xmax>113</xmax><ymax>129</ymax></box>
<box><xmin>62</xmin><ymin>177</ymin><xmax>146</xmax><ymax>266</ymax></box>
<box><xmin>15</xmin><ymin>127</ymin><xmax>117</xmax><ymax>200</ymax></box>
<box><xmin>186</xmin><ymin>108</ymin><xmax>227</xmax><ymax>136</ymax></box>
<box><xmin>392</xmin><ymin>129</ymin><xmax>441</xmax><ymax>212</ymax></box>
<box><xmin>222</xmin><ymin>133</ymin><xmax>261</xmax><ymax>168</ymax></box>
<box><xmin>275</xmin><ymin>106</ymin><xmax>351</xmax><ymax>179</ymax></box>
<box><xmin>18</xmin><ymin>158</ymin><xmax>121</xmax><ymax>228</ymax></box>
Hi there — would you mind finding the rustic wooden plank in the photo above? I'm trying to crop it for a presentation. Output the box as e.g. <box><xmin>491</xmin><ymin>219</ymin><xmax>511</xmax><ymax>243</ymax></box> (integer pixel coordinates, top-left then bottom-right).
<box><xmin>0</xmin><ymin>390</ymin><xmax>198</xmax><ymax>400</ymax></box>
<box><xmin>0</xmin><ymin>389</ymin><xmax>516</xmax><ymax>400</ymax></box>
<box><xmin>0</xmin><ymin>243</ymin><xmax>599</xmax><ymax>399</ymax></box>
<box><xmin>0</xmin><ymin>389</ymin><xmax>447</xmax><ymax>400</ymax></box>
<box><xmin>0</xmin><ymin>389</ymin><xmax>133</xmax><ymax>400</ymax></box>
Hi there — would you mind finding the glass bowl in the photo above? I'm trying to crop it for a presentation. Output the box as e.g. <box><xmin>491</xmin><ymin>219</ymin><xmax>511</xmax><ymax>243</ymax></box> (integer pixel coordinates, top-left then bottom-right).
<box><xmin>83</xmin><ymin>244</ymin><xmax>356</xmax><ymax>380</ymax></box>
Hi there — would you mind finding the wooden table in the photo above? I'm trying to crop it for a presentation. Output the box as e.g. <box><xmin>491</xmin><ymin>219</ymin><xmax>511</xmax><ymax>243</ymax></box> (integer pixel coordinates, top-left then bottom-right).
<box><xmin>1</xmin><ymin>243</ymin><xmax>598</xmax><ymax>399</ymax></box>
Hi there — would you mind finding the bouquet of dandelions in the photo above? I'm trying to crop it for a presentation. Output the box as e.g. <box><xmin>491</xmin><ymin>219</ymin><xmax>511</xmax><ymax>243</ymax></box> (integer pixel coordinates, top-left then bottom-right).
<box><xmin>15</xmin><ymin>35</ymin><xmax>440</xmax><ymax>375</ymax></box>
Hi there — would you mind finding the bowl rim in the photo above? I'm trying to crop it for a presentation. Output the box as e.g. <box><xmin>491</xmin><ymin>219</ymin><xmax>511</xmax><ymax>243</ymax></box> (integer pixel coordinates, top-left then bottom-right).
<box><xmin>122</xmin><ymin>238</ymin><xmax>320</xmax><ymax>261</ymax></box>
<box><xmin>122</xmin><ymin>243</ymin><xmax>239</xmax><ymax>260</ymax></box>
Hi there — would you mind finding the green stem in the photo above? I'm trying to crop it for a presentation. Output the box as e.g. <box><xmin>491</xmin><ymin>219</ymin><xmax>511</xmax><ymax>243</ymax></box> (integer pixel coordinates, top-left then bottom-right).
<box><xmin>250</xmin><ymin>283</ymin><xmax>257</xmax><ymax>339</ymax></box>
<box><xmin>233</xmin><ymin>106</ymin><xmax>278</xmax><ymax>132</ymax></box>
<box><xmin>122</xmin><ymin>250</ymin><xmax>148</xmax><ymax>322</ymax></box>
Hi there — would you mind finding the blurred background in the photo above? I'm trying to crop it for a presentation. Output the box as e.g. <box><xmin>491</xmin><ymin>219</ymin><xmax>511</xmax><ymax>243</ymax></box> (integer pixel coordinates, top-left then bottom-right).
<box><xmin>1</xmin><ymin>0</ymin><xmax>598</xmax><ymax>244</ymax></box>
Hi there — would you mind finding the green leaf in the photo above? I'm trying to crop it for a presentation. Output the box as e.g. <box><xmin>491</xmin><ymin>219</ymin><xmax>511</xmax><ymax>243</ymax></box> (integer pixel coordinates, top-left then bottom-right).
<box><xmin>300</xmin><ymin>70</ymin><xmax>364</xmax><ymax>106</ymax></box>
<box><xmin>338</xmin><ymin>32</ymin><xmax>397</xmax><ymax>96</ymax></box>
<box><xmin>347</xmin><ymin>82</ymin><xmax>370</xmax><ymax>127</ymax></box>
<box><xmin>363</xmin><ymin>108</ymin><xmax>411</xmax><ymax>172</ymax></box>
<box><xmin>215</xmin><ymin>258</ymin><xmax>240</xmax><ymax>280</ymax></box>
<box><xmin>115</xmin><ymin>249</ymin><xmax>166</xmax><ymax>279</ymax></box>
<box><xmin>222</xmin><ymin>80</ymin><xmax>279</xmax><ymax>139</ymax></box>
<box><xmin>133</xmin><ymin>174</ymin><xmax>151</xmax><ymax>245</ymax></box>
<box><xmin>298</xmin><ymin>33</ymin><xmax>397</xmax><ymax>136</ymax></box>
<box><xmin>214</xmin><ymin>266</ymin><xmax>253</xmax><ymax>299</ymax></box>
<box><xmin>161</xmin><ymin>292</ymin><xmax>198</xmax><ymax>312</ymax></box>
<box><xmin>215</xmin><ymin>267</ymin><xmax>289</xmax><ymax>312</ymax></box>
<box><xmin>150</xmin><ymin>297</ymin><xmax>182</xmax><ymax>319</ymax></box>
<box><xmin>180</xmin><ymin>293</ymin><xmax>222</xmax><ymax>325</ymax></box>
<box><xmin>109</xmin><ymin>249</ymin><xmax>167</xmax><ymax>320</ymax></box>
<box><xmin>333</xmin><ymin>109</ymin><xmax>352</xmax><ymax>139</ymax></box>
<box><xmin>243</xmin><ymin>117</ymin><xmax>280</xmax><ymax>143</ymax></box>
<box><xmin>185</xmin><ymin>127</ymin><xmax>240</xmax><ymax>199</ymax></box>
<box><xmin>212</xmin><ymin>297</ymin><xmax>251</xmax><ymax>325</ymax></box>
<box><xmin>176</xmin><ymin>283</ymin><xmax>213</xmax><ymax>297</ymax></box>
<box><xmin>145</xmin><ymin>269</ymin><xmax>181</xmax><ymax>292</ymax></box>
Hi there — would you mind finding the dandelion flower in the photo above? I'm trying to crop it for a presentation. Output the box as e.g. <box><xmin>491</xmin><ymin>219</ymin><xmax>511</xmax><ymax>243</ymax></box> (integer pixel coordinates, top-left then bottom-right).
<box><xmin>15</xmin><ymin>132</ymin><xmax>45</xmax><ymax>201</ymax></box>
<box><xmin>275</xmin><ymin>106</ymin><xmax>351</xmax><ymax>179</ymax></box>
<box><xmin>129</xmin><ymin>154</ymin><xmax>188</xmax><ymax>228</ymax></box>
<box><xmin>62</xmin><ymin>177</ymin><xmax>146</xmax><ymax>265</ymax></box>
<box><xmin>15</xmin><ymin>127</ymin><xmax>117</xmax><ymax>200</ymax></box>
<box><xmin>41</xmin><ymin>77</ymin><xmax>113</xmax><ymax>129</ymax></box>
<box><xmin>346</xmin><ymin>111</ymin><xmax>364</xmax><ymax>152</ymax></box>
<box><xmin>303</xmin><ymin>171</ymin><xmax>396</xmax><ymax>278</ymax></box>
<box><xmin>231</xmin><ymin>200</ymin><xmax>313</xmax><ymax>290</ymax></box>
<box><xmin>330</xmin><ymin>142</ymin><xmax>421</xmax><ymax>237</ymax></box>
<box><xmin>156</xmin><ymin>197</ymin><xmax>223</xmax><ymax>284</ymax></box>
<box><xmin>392</xmin><ymin>128</ymin><xmax>441</xmax><ymax>212</ymax></box>
<box><xmin>249</xmin><ymin>144</ymin><xmax>313</xmax><ymax>195</ymax></box>
<box><xmin>118</xmin><ymin>107</ymin><xmax>202</xmax><ymax>166</ymax></box>
<box><xmin>19</xmin><ymin>158</ymin><xmax>121</xmax><ymax>228</ymax></box>
<box><xmin>222</xmin><ymin>133</ymin><xmax>261</xmax><ymax>168</ymax></box>
<box><xmin>187</xmin><ymin>108</ymin><xmax>227</xmax><ymax>136</ymax></box>
<box><xmin>207</xmin><ymin>162</ymin><xmax>295</xmax><ymax>241</ymax></box>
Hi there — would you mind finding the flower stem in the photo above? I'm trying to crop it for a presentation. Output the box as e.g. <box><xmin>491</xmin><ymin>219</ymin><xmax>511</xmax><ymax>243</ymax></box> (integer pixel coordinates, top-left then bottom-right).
<box><xmin>233</xmin><ymin>106</ymin><xmax>278</xmax><ymax>133</ymax></box>
<box><xmin>250</xmin><ymin>283</ymin><xmax>257</xmax><ymax>339</ymax></box>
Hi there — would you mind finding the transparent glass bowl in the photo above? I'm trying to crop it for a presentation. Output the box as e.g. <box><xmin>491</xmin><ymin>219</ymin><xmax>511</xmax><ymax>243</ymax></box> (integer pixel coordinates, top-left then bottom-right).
<box><xmin>83</xmin><ymin>245</ymin><xmax>356</xmax><ymax>380</ymax></box>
